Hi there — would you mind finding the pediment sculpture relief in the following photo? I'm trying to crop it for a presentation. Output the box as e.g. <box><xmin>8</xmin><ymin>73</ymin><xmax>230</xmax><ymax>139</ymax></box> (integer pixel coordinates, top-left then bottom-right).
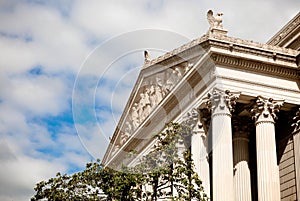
<box><xmin>112</xmin><ymin>63</ymin><xmax>193</xmax><ymax>151</ymax></box>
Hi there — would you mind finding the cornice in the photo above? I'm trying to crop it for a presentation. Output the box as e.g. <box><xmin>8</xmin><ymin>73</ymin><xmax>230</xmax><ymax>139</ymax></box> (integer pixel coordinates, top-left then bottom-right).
<box><xmin>142</xmin><ymin>35</ymin><xmax>209</xmax><ymax>69</ymax></box>
<box><xmin>142</xmin><ymin>34</ymin><xmax>298</xmax><ymax>72</ymax></box>
<box><xmin>211</xmin><ymin>34</ymin><xmax>298</xmax><ymax>56</ymax></box>
<box><xmin>212</xmin><ymin>54</ymin><xmax>300</xmax><ymax>80</ymax></box>
<box><xmin>267</xmin><ymin>12</ymin><xmax>300</xmax><ymax>46</ymax></box>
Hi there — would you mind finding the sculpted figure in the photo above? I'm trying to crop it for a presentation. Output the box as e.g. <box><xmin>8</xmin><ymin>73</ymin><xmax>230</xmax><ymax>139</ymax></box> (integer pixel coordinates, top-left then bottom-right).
<box><xmin>185</xmin><ymin>62</ymin><xmax>194</xmax><ymax>73</ymax></box>
<box><xmin>120</xmin><ymin>122</ymin><xmax>131</xmax><ymax>145</ymax></box>
<box><xmin>165</xmin><ymin>70</ymin><xmax>175</xmax><ymax>92</ymax></box>
<box><xmin>142</xmin><ymin>89</ymin><xmax>152</xmax><ymax>119</ymax></box>
<box><xmin>111</xmin><ymin>144</ymin><xmax>120</xmax><ymax>156</ymax></box>
<box><xmin>149</xmin><ymin>85</ymin><xmax>156</xmax><ymax>107</ymax></box>
<box><xmin>144</xmin><ymin>50</ymin><xmax>150</xmax><ymax>62</ymax></box>
<box><xmin>207</xmin><ymin>10</ymin><xmax>223</xmax><ymax>29</ymax></box>
<box><xmin>154</xmin><ymin>86</ymin><xmax>163</xmax><ymax>105</ymax></box>
<box><xmin>120</xmin><ymin>132</ymin><xmax>127</xmax><ymax>146</ymax></box>
<box><xmin>174</xmin><ymin>67</ymin><xmax>184</xmax><ymax>78</ymax></box>
<box><xmin>131</xmin><ymin>104</ymin><xmax>139</xmax><ymax>129</ymax></box>
<box><xmin>124</xmin><ymin>121</ymin><xmax>132</xmax><ymax>136</ymax></box>
<box><xmin>138</xmin><ymin>93</ymin><xmax>146</xmax><ymax>122</ymax></box>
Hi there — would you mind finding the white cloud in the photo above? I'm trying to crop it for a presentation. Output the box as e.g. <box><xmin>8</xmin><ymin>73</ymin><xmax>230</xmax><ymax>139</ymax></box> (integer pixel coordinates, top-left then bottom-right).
<box><xmin>70</xmin><ymin>0</ymin><xmax>300</xmax><ymax>43</ymax></box>
<box><xmin>75</xmin><ymin>122</ymin><xmax>109</xmax><ymax>159</ymax></box>
<box><xmin>0</xmin><ymin>3</ymin><xmax>90</xmax><ymax>74</ymax></box>
<box><xmin>1</xmin><ymin>74</ymin><xmax>69</xmax><ymax>116</ymax></box>
<box><xmin>0</xmin><ymin>139</ymin><xmax>66</xmax><ymax>200</ymax></box>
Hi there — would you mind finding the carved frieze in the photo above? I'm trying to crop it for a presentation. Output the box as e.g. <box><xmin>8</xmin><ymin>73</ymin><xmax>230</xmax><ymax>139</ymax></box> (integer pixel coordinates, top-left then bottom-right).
<box><xmin>251</xmin><ymin>96</ymin><xmax>284</xmax><ymax>124</ymax></box>
<box><xmin>113</xmin><ymin>64</ymin><xmax>194</xmax><ymax>150</ymax></box>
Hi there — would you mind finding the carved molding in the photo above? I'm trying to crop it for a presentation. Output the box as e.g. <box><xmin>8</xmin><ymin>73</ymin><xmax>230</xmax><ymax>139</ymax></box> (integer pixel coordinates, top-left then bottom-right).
<box><xmin>211</xmin><ymin>34</ymin><xmax>298</xmax><ymax>56</ymax></box>
<box><xmin>268</xmin><ymin>13</ymin><xmax>300</xmax><ymax>46</ymax></box>
<box><xmin>251</xmin><ymin>96</ymin><xmax>284</xmax><ymax>125</ymax></box>
<box><xmin>143</xmin><ymin>35</ymin><xmax>209</xmax><ymax>69</ymax></box>
<box><xmin>292</xmin><ymin>108</ymin><xmax>300</xmax><ymax>133</ymax></box>
<box><xmin>212</xmin><ymin>54</ymin><xmax>300</xmax><ymax>80</ymax></box>
<box><xmin>206</xmin><ymin>88</ymin><xmax>240</xmax><ymax>116</ymax></box>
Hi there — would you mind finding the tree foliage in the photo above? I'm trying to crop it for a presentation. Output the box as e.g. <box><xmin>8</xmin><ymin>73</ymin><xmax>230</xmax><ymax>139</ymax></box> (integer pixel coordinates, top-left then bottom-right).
<box><xmin>32</xmin><ymin>122</ymin><xmax>209</xmax><ymax>201</ymax></box>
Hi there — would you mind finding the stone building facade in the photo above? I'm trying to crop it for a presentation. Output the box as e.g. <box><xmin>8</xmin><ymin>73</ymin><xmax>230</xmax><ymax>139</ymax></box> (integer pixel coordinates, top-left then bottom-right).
<box><xmin>102</xmin><ymin>11</ymin><xmax>300</xmax><ymax>201</ymax></box>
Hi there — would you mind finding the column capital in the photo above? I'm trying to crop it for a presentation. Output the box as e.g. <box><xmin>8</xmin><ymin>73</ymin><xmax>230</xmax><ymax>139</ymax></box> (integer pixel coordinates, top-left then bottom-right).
<box><xmin>292</xmin><ymin>108</ymin><xmax>300</xmax><ymax>133</ymax></box>
<box><xmin>182</xmin><ymin>108</ymin><xmax>200</xmax><ymax>130</ymax></box>
<box><xmin>251</xmin><ymin>96</ymin><xmax>284</xmax><ymax>125</ymax></box>
<box><xmin>206</xmin><ymin>88</ymin><xmax>240</xmax><ymax>117</ymax></box>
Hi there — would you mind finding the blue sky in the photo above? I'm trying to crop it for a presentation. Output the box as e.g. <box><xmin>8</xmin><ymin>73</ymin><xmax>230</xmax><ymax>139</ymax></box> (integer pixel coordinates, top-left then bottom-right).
<box><xmin>0</xmin><ymin>0</ymin><xmax>299</xmax><ymax>200</ymax></box>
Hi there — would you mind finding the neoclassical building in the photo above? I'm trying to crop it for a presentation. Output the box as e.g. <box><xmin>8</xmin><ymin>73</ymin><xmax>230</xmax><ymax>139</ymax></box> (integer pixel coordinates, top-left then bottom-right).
<box><xmin>102</xmin><ymin>11</ymin><xmax>300</xmax><ymax>201</ymax></box>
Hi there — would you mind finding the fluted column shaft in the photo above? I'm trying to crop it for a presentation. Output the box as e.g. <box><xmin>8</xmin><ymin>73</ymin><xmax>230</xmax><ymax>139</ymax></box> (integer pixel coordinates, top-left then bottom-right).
<box><xmin>252</xmin><ymin>96</ymin><xmax>283</xmax><ymax>201</ymax></box>
<box><xmin>206</xmin><ymin>89</ymin><xmax>239</xmax><ymax>201</ymax></box>
<box><xmin>212</xmin><ymin>112</ymin><xmax>234</xmax><ymax>201</ymax></box>
<box><xmin>256</xmin><ymin>121</ymin><xmax>280</xmax><ymax>201</ymax></box>
<box><xmin>191</xmin><ymin>128</ymin><xmax>210</xmax><ymax>196</ymax></box>
<box><xmin>233</xmin><ymin>135</ymin><xmax>252</xmax><ymax>201</ymax></box>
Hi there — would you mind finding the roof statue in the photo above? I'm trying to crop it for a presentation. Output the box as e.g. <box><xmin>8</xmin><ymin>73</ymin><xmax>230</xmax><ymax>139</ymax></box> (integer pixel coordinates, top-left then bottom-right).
<box><xmin>144</xmin><ymin>50</ymin><xmax>150</xmax><ymax>62</ymax></box>
<box><xmin>207</xmin><ymin>10</ymin><xmax>223</xmax><ymax>29</ymax></box>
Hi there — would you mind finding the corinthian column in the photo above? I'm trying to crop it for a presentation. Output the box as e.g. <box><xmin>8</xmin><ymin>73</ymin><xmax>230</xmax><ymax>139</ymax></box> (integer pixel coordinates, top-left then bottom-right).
<box><xmin>251</xmin><ymin>96</ymin><xmax>284</xmax><ymax>201</ymax></box>
<box><xmin>232</xmin><ymin>118</ymin><xmax>252</xmax><ymax>201</ymax></box>
<box><xmin>184</xmin><ymin>108</ymin><xmax>211</xmax><ymax>196</ymax></box>
<box><xmin>192</xmin><ymin>125</ymin><xmax>210</xmax><ymax>197</ymax></box>
<box><xmin>206</xmin><ymin>88</ymin><xmax>240</xmax><ymax>201</ymax></box>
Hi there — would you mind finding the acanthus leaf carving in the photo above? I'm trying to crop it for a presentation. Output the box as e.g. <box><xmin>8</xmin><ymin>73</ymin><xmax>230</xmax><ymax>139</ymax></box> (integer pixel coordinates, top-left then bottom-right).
<box><xmin>206</xmin><ymin>88</ymin><xmax>240</xmax><ymax>115</ymax></box>
<box><xmin>182</xmin><ymin>108</ymin><xmax>200</xmax><ymax>130</ymax></box>
<box><xmin>251</xmin><ymin>96</ymin><xmax>284</xmax><ymax>124</ymax></box>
